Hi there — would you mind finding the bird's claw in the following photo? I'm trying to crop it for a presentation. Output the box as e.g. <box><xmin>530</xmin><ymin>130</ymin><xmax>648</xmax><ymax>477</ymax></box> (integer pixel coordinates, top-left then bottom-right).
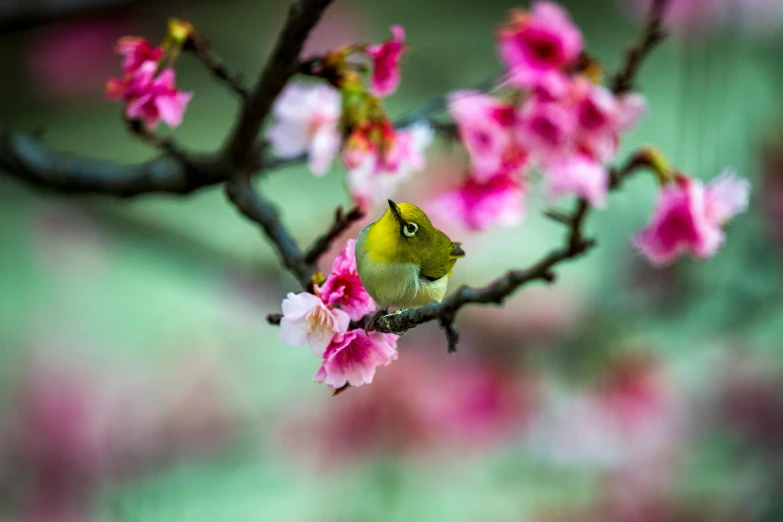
<box><xmin>365</xmin><ymin>309</ymin><xmax>388</xmax><ymax>333</ymax></box>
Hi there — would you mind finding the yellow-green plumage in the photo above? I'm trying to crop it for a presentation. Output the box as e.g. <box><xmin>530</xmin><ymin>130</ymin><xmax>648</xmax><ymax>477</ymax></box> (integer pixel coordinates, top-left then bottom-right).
<box><xmin>354</xmin><ymin>200</ymin><xmax>464</xmax><ymax>309</ymax></box>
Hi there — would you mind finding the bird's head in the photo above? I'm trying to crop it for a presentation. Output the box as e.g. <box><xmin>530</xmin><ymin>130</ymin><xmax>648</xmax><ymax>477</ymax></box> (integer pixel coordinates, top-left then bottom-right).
<box><xmin>365</xmin><ymin>200</ymin><xmax>438</xmax><ymax>264</ymax></box>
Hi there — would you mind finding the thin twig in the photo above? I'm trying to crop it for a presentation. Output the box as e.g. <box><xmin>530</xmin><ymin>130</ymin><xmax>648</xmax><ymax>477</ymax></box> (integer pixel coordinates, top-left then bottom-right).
<box><xmin>611</xmin><ymin>0</ymin><xmax>669</xmax><ymax>95</ymax></box>
<box><xmin>187</xmin><ymin>35</ymin><xmax>250</xmax><ymax>101</ymax></box>
<box><xmin>302</xmin><ymin>205</ymin><xmax>365</xmax><ymax>265</ymax></box>
<box><xmin>225</xmin><ymin>175</ymin><xmax>313</xmax><ymax>288</ymax></box>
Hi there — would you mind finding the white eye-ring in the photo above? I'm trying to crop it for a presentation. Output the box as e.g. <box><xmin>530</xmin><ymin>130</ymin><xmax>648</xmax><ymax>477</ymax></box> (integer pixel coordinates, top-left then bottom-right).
<box><xmin>403</xmin><ymin>222</ymin><xmax>418</xmax><ymax>237</ymax></box>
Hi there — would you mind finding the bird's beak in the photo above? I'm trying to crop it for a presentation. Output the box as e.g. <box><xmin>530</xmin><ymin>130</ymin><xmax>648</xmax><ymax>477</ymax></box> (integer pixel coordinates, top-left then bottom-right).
<box><xmin>387</xmin><ymin>199</ymin><xmax>404</xmax><ymax>223</ymax></box>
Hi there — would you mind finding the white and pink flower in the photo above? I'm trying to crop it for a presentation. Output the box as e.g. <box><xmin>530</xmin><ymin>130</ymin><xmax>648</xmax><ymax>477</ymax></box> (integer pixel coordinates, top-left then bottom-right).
<box><xmin>278</xmin><ymin>292</ymin><xmax>351</xmax><ymax>356</ymax></box>
<box><xmin>347</xmin><ymin>122</ymin><xmax>433</xmax><ymax>209</ymax></box>
<box><xmin>266</xmin><ymin>82</ymin><xmax>342</xmax><ymax>176</ymax></box>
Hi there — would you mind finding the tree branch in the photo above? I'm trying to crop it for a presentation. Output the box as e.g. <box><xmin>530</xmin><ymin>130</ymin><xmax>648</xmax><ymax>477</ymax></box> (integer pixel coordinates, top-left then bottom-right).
<box><xmin>0</xmin><ymin>127</ymin><xmax>232</xmax><ymax>198</ymax></box>
<box><xmin>611</xmin><ymin>0</ymin><xmax>669</xmax><ymax>95</ymax></box>
<box><xmin>187</xmin><ymin>36</ymin><xmax>250</xmax><ymax>101</ymax></box>
<box><xmin>302</xmin><ymin>205</ymin><xmax>365</xmax><ymax>266</ymax></box>
<box><xmin>224</xmin><ymin>176</ymin><xmax>313</xmax><ymax>288</ymax></box>
<box><xmin>222</xmin><ymin>0</ymin><xmax>334</xmax><ymax>168</ymax></box>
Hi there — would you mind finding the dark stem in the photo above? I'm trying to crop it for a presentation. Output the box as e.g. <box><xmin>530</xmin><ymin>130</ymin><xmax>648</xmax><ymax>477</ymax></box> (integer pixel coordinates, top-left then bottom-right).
<box><xmin>222</xmin><ymin>0</ymin><xmax>334</xmax><ymax>169</ymax></box>
<box><xmin>302</xmin><ymin>206</ymin><xmax>365</xmax><ymax>266</ymax></box>
<box><xmin>224</xmin><ymin>175</ymin><xmax>313</xmax><ymax>288</ymax></box>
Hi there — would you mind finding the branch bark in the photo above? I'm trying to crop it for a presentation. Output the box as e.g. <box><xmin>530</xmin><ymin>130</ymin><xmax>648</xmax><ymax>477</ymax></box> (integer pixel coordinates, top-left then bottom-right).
<box><xmin>224</xmin><ymin>176</ymin><xmax>313</xmax><ymax>288</ymax></box>
<box><xmin>0</xmin><ymin>127</ymin><xmax>232</xmax><ymax>198</ymax></box>
<box><xmin>222</xmin><ymin>0</ymin><xmax>334</xmax><ymax>169</ymax></box>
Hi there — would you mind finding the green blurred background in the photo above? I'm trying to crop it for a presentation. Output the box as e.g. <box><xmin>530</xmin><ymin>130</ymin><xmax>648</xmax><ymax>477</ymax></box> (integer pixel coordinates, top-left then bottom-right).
<box><xmin>1</xmin><ymin>0</ymin><xmax>783</xmax><ymax>520</ymax></box>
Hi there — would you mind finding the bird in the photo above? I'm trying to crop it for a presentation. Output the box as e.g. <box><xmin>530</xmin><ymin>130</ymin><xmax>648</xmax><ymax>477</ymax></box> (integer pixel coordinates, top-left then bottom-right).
<box><xmin>355</xmin><ymin>199</ymin><xmax>465</xmax><ymax>322</ymax></box>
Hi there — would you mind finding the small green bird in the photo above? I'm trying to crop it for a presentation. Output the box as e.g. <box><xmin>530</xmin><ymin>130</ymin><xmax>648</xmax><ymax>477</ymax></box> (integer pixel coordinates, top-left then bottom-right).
<box><xmin>355</xmin><ymin>200</ymin><xmax>465</xmax><ymax>316</ymax></box>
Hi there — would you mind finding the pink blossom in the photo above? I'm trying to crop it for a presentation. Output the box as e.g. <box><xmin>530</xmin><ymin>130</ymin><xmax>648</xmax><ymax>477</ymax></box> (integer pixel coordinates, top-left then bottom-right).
<box><xmin>116</xmin><ymin>37</ymin><xmax>163</xmax><ymax>75</ymax></box>
<box><xmin>279</xmin><ymin>292</ymin><xmax>351</xmax><ymax>356</ymax></box>
<box><xmin>544</xmin><ymin>154</ymin><xmax>609</xmax><ymax>208</ymax></box>
<box><xmin>267</xmin><ymin>82</ymin><xmax>342</xmax><ymax>175</ymax></box>
<box><xmin>347</xmin><ymin>123</ymin><xmax>433</xmax><ymax>209</ymax></box>
<box><xmin>516</xmin><ymin>96</ymin><xmax>577</xmax><ymax>162</ymax></box>
<box><xmin>570</xmin><ymin>79</ymin><xmax>647</xmax><ymax>162</ymax></box>
<box><xmin>634</xmin><ymin>171</ymin><xmax>750</xmax><ymax>266</ymax></box>
<box><xmin>366</xmin><ymin>25</ymin><xmax>406</xmax><ymax>97</ymax></box>
<box><xmin>428</xmin><ymin>174</ymin><xmax>525</xmax><ymax>231</ymax></box>
<box><xmin>316</xmin><ymin>239</ymin><xmax>376</xmax><ymax>321</ymax></box>
<box><xmin>498</xmin><ymin>2</ymin><xmax>583</xmax><ymax>87</ymax></box>
<box><xmin>704</xmin><ymin>169</ymin><xmax>751</xmax><ymax>224</ymax></box>
<box><xmin>448</xmin><ymin>90</ymin><xmax>527</xmax><ymax>182</ymax></box>
<box><xmin>106</xmin><ymin>62</ymin><xmax>192</xmax><ymax>129</ymax></box>
<box><xmin>314</xmin><ymin>330</ymin><xmax>398</xmax><ymax>389</ymax></box>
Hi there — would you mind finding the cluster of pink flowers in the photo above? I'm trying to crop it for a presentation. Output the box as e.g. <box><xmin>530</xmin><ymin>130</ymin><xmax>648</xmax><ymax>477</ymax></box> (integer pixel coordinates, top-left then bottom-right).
<box><xmin>429</xmin><ymin>1</ymin><xmax>646</xmax><ymax>231</ymax></box>
<box><xmin>267</xmin><ymin>26</ymin><xmax>432</xmax><ymax>209</ymax></box>
<box><xmin>278</xmin><ymin>240</ymin><xmax>398</xmax><ymax>389</ymax></box>
<box><xmin>635</xmin><ymin>169</ymin><xmax>750</xmax><ymax>265</ymax></box>
<box><xmin>106</xmin><ymin>37</ymin><xmax>192</xmax><ymax>129</ymax></box>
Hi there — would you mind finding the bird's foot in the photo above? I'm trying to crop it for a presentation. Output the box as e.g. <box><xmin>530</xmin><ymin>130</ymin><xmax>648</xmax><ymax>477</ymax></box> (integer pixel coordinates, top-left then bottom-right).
<box><xmin>365</xmin><ymin>308</ymin><xmax>388</xmax><ymax>333</ymax></box>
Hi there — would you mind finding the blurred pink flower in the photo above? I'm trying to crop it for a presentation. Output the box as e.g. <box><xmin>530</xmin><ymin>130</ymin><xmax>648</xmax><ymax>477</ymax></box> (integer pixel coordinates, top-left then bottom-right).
<box><xmin>571</xmin><ymin>79</ymin><xmax>647</xmax><ymax>162</ymax></box>
<box><xmin>448</xmin><ymin>90</ymin><xmax>527</xmax><ymax>182</ymax></box>
<box><xmin>281</xmin><ymin>353</ymin><xmax>534</xmax><ymax>465</ymax></box>
<box><xmin>314</xmin><ymin>330</ymin><xmax>398</xmax><ymax>389</ymax></box>
<box><xmin>316</xmin><ymin>239</ymin><xmax>376</xmax><ymax>321</ymax></box>
<box><xmin>634</xmin><ymin>171</ymin><xmax>750</xmax><ymax>266</ymax></box>
<box><xmin>544</xmin><ymin>153</ymin><xmax>609</xmax><ymax>208</ymax></box>
<box><xmin>347</xmin><ymin>123</ymin><xmax>433</xmax><ymax>209</ymax></box>
<box><xmin>266</xmin><ymin>82</ymin><xmax>342</xmax><ymax>175</ymax></box>
<box><xmin>428</xmin><ymin>174</ymin><xmax>525</xmax><ymax>231</ymax></box>
<box><xmin>516</xmin><ymin>97</ymin><xmax>577</xmax><ymax>163</ymax></box>
<box><xmin>107</xmin><ymin>62</ymin><xmax>192</xmax><ymax>129</ymax></box>
<box><xmin>4</xmin><ymin>348</ymin><xmax>240</xmax><ymax>521</ymax></box>
<box><xmin>529</xmin><ymin>353</ymin><xmax>684</xmax><ymax>469</ymax></box>
<box><xmin>115</xmin><ymin>37</ymin><xmax>163</xmax><ymax>75</ymax></box>
<box><xmin>498</xmin><ymin>1</ymin><xmax>583</xmax><ymax>88</ymax></box>
<box><xmin>26</xmin><ymin>19</ymin><xmax>124</xmax><ymax>101</ymax></box>
<box><xmin>366</xmin><ymin>25</ymin><xmax>407</xmax><ymax>97</ymax></box>
<box><xmin>279</xmin><ymin>292</ymin><xmax>351</xmax><ymax>355</ymax></box>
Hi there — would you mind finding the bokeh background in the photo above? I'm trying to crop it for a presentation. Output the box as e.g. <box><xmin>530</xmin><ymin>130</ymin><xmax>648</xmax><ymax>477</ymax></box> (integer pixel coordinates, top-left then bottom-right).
<box><xmin>1</xmin><ymin>0</ymin><xmax>783</xmax><ymax>520</ymax></box>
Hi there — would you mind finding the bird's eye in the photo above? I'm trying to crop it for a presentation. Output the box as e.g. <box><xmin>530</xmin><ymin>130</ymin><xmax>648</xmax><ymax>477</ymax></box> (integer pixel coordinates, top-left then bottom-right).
<box><xmin>403</xmin><ymin>222</ymin><xmax>418</xmax><ymax>237</ymax></box>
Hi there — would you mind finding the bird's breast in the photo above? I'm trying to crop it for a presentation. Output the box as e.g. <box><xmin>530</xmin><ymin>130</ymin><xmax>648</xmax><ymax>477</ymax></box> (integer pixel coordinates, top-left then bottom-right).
<box><xmin>355</xmin><ymin>229</ymin><xmax>449</xmax><ymax>308</ymax></box>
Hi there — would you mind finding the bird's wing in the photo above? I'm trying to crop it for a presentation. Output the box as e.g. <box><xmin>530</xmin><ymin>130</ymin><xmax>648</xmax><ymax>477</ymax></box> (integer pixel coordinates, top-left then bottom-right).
<box><xmin>420</xmin><ymin>234</ymin><xmax>464</xmax><ymax>281</ymax></box>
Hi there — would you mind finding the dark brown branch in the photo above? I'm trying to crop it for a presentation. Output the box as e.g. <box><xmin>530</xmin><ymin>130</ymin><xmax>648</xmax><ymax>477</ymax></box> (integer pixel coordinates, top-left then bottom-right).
<box><xmin>0</xmin><ymin>127</ymin><xmax>232</xmax><ymax>198</ymax></box>
<box><xmin>222</xmin><ymin>0</ymin><xmax>334</xmax><ymax>168</ymax></box>
<box><xmin>611</xmin><ymin>0</ymin><xmax>669</xmax><ymax>95</ymax></box>
<box><xmin>302</xmin><ymin>206</ymin><xmax>365</xmax><ymax>266</ymax></box>
<box><xmin>187</xmin><ymin>36</ymin><xmax>250</xmax><ymax>101</ymax></box>
<box><xmin>224</xmin><ymin>176</ymin><xmax>313</xmax><ymax>288</ymax></box>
